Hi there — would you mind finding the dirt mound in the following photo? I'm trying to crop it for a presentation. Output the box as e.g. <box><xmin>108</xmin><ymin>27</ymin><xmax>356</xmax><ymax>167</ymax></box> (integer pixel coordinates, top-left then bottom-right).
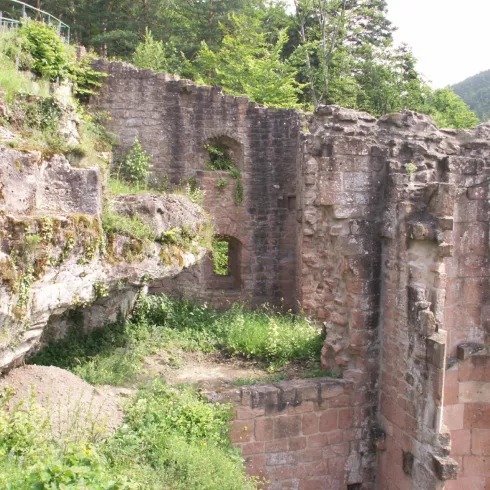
<box><xmin>0</xmin><ymin>365</ymin><xmax>124</xmax><ymax>440</ymax></box>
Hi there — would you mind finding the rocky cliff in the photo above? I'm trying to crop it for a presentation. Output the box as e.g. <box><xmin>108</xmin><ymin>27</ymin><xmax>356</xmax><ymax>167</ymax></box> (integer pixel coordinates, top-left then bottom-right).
<box><xmin>0</xmin><ymin>146</ymin><xmax>211</xmax><ymax>369</ymax></box>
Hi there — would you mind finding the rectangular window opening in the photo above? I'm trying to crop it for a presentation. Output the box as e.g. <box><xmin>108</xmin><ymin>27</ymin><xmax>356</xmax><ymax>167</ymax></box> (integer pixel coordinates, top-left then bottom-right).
<box><xmin>213</xmin><ymin>240</ymin><xmax>230</xmax><ymax>276</ymax></box>
<box><xmin>347</xmin><ymin>484</ymin><xmax>362</xmax><ymax>490</ymax></box>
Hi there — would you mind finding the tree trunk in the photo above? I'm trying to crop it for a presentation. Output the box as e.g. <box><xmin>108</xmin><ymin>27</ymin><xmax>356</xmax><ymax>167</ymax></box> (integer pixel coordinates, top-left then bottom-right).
<box><xmin>294</xmin><ymin>0</ymin><xmax>319</xmax><ymax>108</ymax></box>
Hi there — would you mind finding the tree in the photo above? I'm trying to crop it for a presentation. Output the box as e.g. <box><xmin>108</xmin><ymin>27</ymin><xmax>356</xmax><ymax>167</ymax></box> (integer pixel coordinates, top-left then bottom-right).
<box><xmin>292</xmin><ymin>0</ymin><xmax>347</xmax><ymax>107</ymax></box>
<box><xmin>428</xmin><ymin>88</ymin><xmax>480</xmax><ymax>129</ymax></box>
<box><xmin>133</xmin><ymin>28</ymin><xmax>190</xmax><ymax>74</ymax></box>
<box><xmin>194</xmin><ymin>15</ymin><xmax>302</xmax><ymax>108</ymax></box>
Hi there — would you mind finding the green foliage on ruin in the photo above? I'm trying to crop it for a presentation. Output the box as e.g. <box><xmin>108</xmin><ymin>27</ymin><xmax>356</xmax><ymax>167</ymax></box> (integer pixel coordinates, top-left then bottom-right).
<box><xmin>0</xmin><ymin>380</ymin><xmax>255</xmax><ymax>489</ymax></box>
<box><xmin>102</xmin><ymin>208</ymin><xmax>156</xmax><ymax>241</ymax></box>
<box><xmin>33</xmin><ymin>292</ymin><xmax>323</xmax><ymax>380</ymax></box>
<box><xmin>115</xmin><ymin>137</ymin><xmax>153</xmax><ymax>188</ymax></box>
<box><xmin>213</xmin><ymin>239</ymin><xmax>229</xmax><ymax>275</ymax></box>
<box><xmin>0</xmin><ymin>26</ymin><xmax>111</xmax><ymax>166</ymax></box>
<box><xmin>205</xmin><ymin>143</ymin><xmax>235</xmax><ymax>171</ymax></box>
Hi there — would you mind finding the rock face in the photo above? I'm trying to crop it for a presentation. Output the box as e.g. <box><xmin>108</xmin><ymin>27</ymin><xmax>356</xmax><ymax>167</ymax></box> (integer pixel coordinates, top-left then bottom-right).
<box><xmin>0</xmin><ymin>146</ymin><xmax>208</xmax><ymax>370</ymax></box>
<box><xmin>92</xmin><ymin>63</ymin><xmax>490</xmax><ymax>490</ymax></box>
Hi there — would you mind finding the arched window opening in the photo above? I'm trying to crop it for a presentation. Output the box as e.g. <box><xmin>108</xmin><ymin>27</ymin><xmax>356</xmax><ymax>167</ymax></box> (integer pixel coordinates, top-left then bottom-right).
<box><xmin>203</xmin><ymin>136</ymin><xmax>242</xmax><ymax>171</ymax></box>
<box><xmin>207</xmin><ymin>235</ymin><xmax>241</xmax><ymax>290</ymax></box>
<box><xmin>213</xmin><ymin>239</ymin><xmax>230</xmax><ymax>276</ymax></box>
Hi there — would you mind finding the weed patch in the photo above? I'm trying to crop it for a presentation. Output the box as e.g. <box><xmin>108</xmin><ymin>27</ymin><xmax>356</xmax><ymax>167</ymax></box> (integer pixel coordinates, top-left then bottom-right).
<box><xmin>0</xmin><ymin>380</ymin><xmax>256</xmax><ymax>489</ymax></box>
<box><xmin>102</xmin><ymin>209</ymin><xmax>155</xmax><ymax>241</ymax></box>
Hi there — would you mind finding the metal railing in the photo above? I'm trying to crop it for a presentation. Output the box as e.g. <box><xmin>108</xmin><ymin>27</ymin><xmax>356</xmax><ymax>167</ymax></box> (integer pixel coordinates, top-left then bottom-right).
<box><xmin>0</xmin><ymin>0</ymin><xmax>70</xmax><ymax>42</ymax></box>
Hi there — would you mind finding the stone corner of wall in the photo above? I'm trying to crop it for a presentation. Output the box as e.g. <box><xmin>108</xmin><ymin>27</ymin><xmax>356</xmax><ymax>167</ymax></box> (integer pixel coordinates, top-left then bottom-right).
<box><xmin>206</xmin><ymin>376</ymin><xmax>350</xmax><ymax>412</ymax></box>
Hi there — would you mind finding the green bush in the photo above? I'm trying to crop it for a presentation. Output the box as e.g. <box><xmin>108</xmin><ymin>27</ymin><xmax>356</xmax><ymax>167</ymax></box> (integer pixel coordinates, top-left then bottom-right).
<box><xmin>0</xmin><ymin>380</ymin><xmax>256</xmax><ymax>489</ymax></box>
<box><xmin>204</xmin><ymin>143</ymin><xmax>235</xmax><ymax>170</ymax></box>
<box><xmin>0</xmin><ymin>389</ymin><xmax>132</xmax><ymax>489</ymax></box>
<box><xmin>73</xmin><ymin>349</ymin><xmax>141</xmax><ymax>386</ymax></box>
<box><xmin>115</xmin><ymin>137</ymin><xmax>152</xmax><ymax>187</ymax></box>
<box><xmin>19</xmin><ymin>21</ymin><xmax>70</xmax><ymax>81</ymax></box>
<box><xmin>25</xmin><ymin>96</ymin><xmax>62</xmax><ymax>132</ymax></box>
<box><xmin>106</xmin><ymin>380</ymin><xmax>256</xmax><ymax>490</ymax></box>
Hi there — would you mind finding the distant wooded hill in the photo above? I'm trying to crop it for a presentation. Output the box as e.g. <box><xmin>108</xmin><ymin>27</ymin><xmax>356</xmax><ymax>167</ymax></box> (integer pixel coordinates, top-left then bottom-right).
<box><xmin>452</xmin><ymin>70</ymin><xmax>490</xmax><ymax>122</ymax></box>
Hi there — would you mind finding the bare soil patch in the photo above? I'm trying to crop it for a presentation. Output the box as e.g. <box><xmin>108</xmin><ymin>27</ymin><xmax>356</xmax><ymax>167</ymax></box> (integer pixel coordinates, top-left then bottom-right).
<box><xmin>140</xmin><ymin>349</ymin><xmax>319</xmax><ymax>391</ymax></box>
<box><xmin>0</xmin><ymin>365</ymin><xmax>124</xmax><ymax>439</ymax></box>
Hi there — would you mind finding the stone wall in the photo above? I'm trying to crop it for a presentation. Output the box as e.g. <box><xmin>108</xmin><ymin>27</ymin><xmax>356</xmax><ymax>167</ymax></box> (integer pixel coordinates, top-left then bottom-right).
<box><xmin>209</xmin><ymin>377</ymin><xmax>365</xmax><ymax>490</ymax></box>
<box><xmin>444</xmin><ymin>345</ymin><xmax>490</xmax><ymax>490</ymax></box>
<box><xmin>91</xmin><ymin>64</ymin><xmax>490</xmax><ymax>489</ymax></box>
<box><xmin>92</xmin><ymin>61</ymin><xmax>301</xmax><ymax>309</ymax></box>
<box><xmin>298</xmin><ymin>108</ymin><xmax>490</xmax><ymax>489</ymax></box>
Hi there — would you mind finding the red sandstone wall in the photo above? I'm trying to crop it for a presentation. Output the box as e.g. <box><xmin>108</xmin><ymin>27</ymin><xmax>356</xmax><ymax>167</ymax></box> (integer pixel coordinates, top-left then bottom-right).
<box><xmin>210</xmin><ymin>378</ymin><xmax>370</xmax><ymax>490</ymax></box>
<box><xmin>91</xmin><ymin>65</ymin><xmax>490</xmax><ymax>489</ymax></box>
<box><xmin>297</xmin><ymin>108</ymin><xmax>490</xmax><ymax>489</ymax></box>
<box><xmin>444</xmin><ymin>347</ymin><xmax>490</xmax><ymax>490</ymax></box>
<box><xmin>442</xmin><ymin>153</ymin><xmax>490</xmax><ymax>489</ymax></box>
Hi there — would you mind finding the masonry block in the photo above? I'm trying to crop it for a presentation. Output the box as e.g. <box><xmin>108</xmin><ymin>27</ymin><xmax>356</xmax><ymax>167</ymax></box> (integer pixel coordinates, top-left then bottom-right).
<box><xmin>433</xmin><ymin>455</ymin><xmax>460</xmax><ymax>480</ymax></box>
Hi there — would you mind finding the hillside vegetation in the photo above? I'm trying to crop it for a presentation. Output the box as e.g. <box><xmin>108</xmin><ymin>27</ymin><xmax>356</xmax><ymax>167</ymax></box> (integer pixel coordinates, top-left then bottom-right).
<box><xmin>0</xmin><ymin>0</ymin><xmax>480</xmax><ymax>127</ymax></box>
<box><xmin>452</xmin><ymin>69</ymin><xmax>490</xmax><ymax>122</ymax></box>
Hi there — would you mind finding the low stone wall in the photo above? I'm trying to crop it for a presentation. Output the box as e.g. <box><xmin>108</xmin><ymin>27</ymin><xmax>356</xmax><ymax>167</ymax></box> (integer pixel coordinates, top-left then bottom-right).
<box><xmin>209</xmin><ymin>377</ymin><xmax>372</xmax><ymax>490</ymax></box>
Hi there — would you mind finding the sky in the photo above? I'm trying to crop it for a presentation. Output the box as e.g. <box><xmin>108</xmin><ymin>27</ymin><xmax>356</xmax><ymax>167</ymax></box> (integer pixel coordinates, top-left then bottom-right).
<box><xmin>385</xmin><ymin>0</ymin><xmax>490</xmax><ymax>87</ymax></box>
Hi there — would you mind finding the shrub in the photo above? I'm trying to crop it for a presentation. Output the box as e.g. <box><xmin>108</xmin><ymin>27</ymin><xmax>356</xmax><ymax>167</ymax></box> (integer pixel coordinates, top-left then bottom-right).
<box><xmin>19</xmin><ymin>21</ymin><xmax>70</xmax><ymax>81</ymax></box>
<box><xmin>0</xmin><ymin>389</ymin><xmax>132</xmax><ymax>489</ymax></box>
<box><xmin>115</xmin><ymin>137</ymin><xmax>152</xmax><ymax>187</ymax></box>
<box><xmin>25</xmin><ymin>96</ymin><xmax>62</xmax><ymax>132</ymax></box>
<box><xmin>107</xmin><ymin>380</ymin><xmax>256</xmax><ymax>490</ymax></box>
<box><xmin>70</xmin><ymin>53</ymin><xmax>108</xmax><ymax>102</ymax></box>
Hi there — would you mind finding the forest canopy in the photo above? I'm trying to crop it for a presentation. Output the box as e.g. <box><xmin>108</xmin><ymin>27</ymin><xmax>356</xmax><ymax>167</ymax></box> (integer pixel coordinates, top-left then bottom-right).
<box><xmin>0</xmin><ymin>0</ymin><xmax>480</xmax><ymax>127</ymax></box>
<box><xmin>452</xmin><ymin>69</ymin><xmax>490</xmax><ymax>122</ymax></box>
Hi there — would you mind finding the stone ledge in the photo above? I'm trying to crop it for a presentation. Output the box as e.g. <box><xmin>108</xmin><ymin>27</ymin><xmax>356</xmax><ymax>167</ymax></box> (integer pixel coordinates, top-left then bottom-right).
<box><xmin>457</xmin><ymin>342</ymin><xmax>488</xmax><ymax>361</ymax></box>
<box><xmin>207</xmin><ymin>377</ymin><xmax>350</xmax><ymax>413</ymax></box>
<box><xmin>432</xmin><ymin>455</ymin><xmax>459</xmax><ymax>481</ymax></box>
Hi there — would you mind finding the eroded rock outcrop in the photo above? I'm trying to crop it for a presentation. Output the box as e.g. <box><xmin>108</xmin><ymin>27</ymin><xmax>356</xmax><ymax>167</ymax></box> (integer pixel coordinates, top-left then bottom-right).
<box><xmin>0</xmin><ymin>146</ymin><xmax>210</xmax><ymax>369</ymax></box>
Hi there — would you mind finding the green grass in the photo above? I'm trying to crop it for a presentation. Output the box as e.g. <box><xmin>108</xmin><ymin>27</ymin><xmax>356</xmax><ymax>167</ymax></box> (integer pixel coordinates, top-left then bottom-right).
<box><xmin>32</xmin><ymin>294</ymin><xmax>323</xmax><ymax>386</ymax></box>
<box><xmin>107</xmin><ymin>177</ymin><xmax>150</xmax><ymax>195</ymax></box>
<box><xmin>133</xmin><ymin>295</ymin><xmax>323</xmax><ymax>367</ymax></box>
<box><xmin>0</xmin><ymin>380</ymin><xmax>256</xmax><ymax>489</ymax></box>
<box><xmin>102</xmin><ymin>208</ymin><xmax>156</xmax><ymax>241</ymax></box>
